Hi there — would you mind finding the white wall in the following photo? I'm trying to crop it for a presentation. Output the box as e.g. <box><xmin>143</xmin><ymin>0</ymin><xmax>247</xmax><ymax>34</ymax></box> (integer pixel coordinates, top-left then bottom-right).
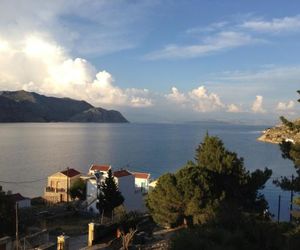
<box><xmin>134</xmin><ymin>178</ymin><xmax>149</xmax><ymax>193</ymax></box>
<box><xmin>86</xmin><ymin>175</ymin><xmax>146</xmax><ymax>213</ymax></box>
<box><xmin>17</xmin><ymin>199</ymin><xmax>31</xmax><ymax>208</ymax></box>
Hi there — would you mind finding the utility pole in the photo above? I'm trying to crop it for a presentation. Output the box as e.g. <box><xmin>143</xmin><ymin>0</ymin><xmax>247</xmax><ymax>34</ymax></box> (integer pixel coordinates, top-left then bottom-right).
<box><xmin>277</xmin><ymin>195</ymin><xmax>281</xmax><ymax>223</ymax></box>
<box><xmin>290</xmin><ymin>174</ymin><xmax>294</xmax><ymax>222</ymax></box>
<box><xmin>67</xmin><ymin>167</ymin><xmax>69</xmax><ymax>203</ymax></box>
<box><xmin>15</xmin><ymin>203</ymin><xmax>19</xmax><ymax>250</ymax></box>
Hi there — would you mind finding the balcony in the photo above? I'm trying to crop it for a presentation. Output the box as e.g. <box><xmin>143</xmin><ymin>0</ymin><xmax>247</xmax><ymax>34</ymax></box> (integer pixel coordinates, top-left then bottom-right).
<box><xmin>45</xmin><ymin>187</ymin><xmax>66</xmax><ymax>193</ymax></box>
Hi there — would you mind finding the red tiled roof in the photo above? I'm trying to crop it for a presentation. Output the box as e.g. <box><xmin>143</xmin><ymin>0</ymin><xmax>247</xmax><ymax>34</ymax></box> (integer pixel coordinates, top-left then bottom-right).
<box><xmin>132</xmin><ymin>172</ymin><xmax>150</xmax><ymax>179</ymax></box>
<box><xmin>9</xmin><ymin>193</ymin><xmax>30</xmax><ymax>202</ymax></box>
<box><xmin>113</xmin><ymin>170</ymin><xmax>132</xmax><ymax>178</ymax></box>
<box><xmin>60</xmin><ymin>168</ymin><xmax>81</xmax><ymax>177</ymax></box>
<box><xmin>90</xmin><ymin>164</ymin><xmax>111</xmax><ymax>172</ymax></box>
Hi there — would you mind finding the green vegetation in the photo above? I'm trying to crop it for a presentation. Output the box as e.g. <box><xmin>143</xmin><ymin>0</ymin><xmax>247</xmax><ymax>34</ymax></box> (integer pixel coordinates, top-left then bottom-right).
<box><xmin>274</xmin><ymin>90</ymin><xmax>300</xmax><ymax>219</ymax></box>
<box><xmin>97</xmin><ymin>169</ymin><xmax>124</xmax><ymax>217</ymax></box>
<box><xmin>170</xmin><ymin>218</ymin><xmax>300</xmax><ymax>250</ymax></box>
<box><xmin>147</xmin><ymin>134</ymin><xmax>272</xmax><ymax>227</ymax></box>
<box><xmin>148</xmin><ymin>134</ymin><xmax>300</xmax><ymax>249</ymax></box>
<box><xmin>0</xmin><ymin>186</ymin><xmax>15</xmax><ymax>236</ymax></box>
<box><xmin>279</xmin><ymin>91</ymin><xmax>300</xmax><ymax>132</ymax></box>
<box><xmin>70</xmin><ymin>178</ymin><xmax>86</xmax><ymax>200</ymax></box>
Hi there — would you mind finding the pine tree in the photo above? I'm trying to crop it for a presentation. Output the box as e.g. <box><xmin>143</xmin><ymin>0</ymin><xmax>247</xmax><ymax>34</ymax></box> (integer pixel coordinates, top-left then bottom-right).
<box><xmin>147</xmin><ymin>135</ymin><xmax>271</xmax><ymax>227</ymax></box>
<box><xmin>274</xmin><ymin>90</ymin><xmax>300</xmax><ymax>220</ymax></box>
<box><xmin>70</xmin><ymin>178</ymin><xmax>86</xmax><ymax>200</ymax></box>
<box><xmin>101</xmin><ymin>169</ymin><xmax>124</xmax><ymax>217</ymax></box>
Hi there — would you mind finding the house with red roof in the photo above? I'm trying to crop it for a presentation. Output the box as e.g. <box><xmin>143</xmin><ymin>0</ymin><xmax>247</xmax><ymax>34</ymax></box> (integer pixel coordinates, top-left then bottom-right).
<box><xmin>88</xmin><ymin>164</ymin><xmax>111</xmax><ymax>177</ymax></box>
<box><xmin>131</xmin><ymin>172</ymin><xmax>151</xmax><ymax>193</ymax></box>
<box><xmin>44</xmin><ymin>168</ymin><xmax>81</xmax><ymax>203</ymax></box>
<box><xmin>86</xmin><ymin>168</ymin><xmax>146</xmax><ymax>213</ymax></box>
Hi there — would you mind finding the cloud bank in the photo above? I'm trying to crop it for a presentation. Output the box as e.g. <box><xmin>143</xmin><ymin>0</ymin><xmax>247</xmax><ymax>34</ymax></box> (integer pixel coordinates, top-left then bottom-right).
<box><xmin>0</xmin><ymin>35</ymin><xmax>152</xmax><ymax>108</ymax></box>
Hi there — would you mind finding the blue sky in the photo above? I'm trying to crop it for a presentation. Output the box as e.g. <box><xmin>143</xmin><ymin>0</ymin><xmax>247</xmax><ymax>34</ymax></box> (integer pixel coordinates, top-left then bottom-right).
<box><xmin>0</xmin><ymin>0</ymin><xmax>299</xmax><ymax>123</ymax></box>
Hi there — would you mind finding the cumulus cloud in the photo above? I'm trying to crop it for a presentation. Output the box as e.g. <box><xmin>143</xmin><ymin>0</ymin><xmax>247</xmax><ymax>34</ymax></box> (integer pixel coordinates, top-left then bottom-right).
<box><xmin>0</xmin><ymin>0</ymin><xmax>158</xmax><ymax>56</ymax></box>
<box><xmin>165</xmin><ymin>87</ymin><xmax>187</xmax><ymax>104</ymax></box>
<box><xmin>242</xmin><ymin>15</ymin><xmax>300</xmax><ymax>33</ymax></box>
<box><xmin>188</xmin><ymin>86</ymin><xmax>225</xmax><ymax>112</ymax></box>
<box><xmin>145</xmin><ymin>31</ymin><xmax>260</xmax><ymax>60</ymax></box>
<box><xmin>276</xmin><ymin>100</ymin><xmax>295</xmax><ymax>111</ymax></box>
<box><xmin>0</xmin><ymin>35</ymin><xmax>152</xmax><ymax>108</ymax></box>
<box><xmin>227</xmin><ymin>104</ymin><xmax>241</xmax><ymax>113</ymax></box>
<box><xmin>165</xmin><ymin>85</ymin><xmax>228</xmax><ymax>112</ymax></box>
<box><xmin>251</xmin><ymin>95</ymin><xmax>266</xmax><ymax>113</ymax></box>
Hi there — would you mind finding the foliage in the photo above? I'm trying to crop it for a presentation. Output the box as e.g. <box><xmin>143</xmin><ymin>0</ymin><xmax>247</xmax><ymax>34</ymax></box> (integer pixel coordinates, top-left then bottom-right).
<box><xmin>97</xmin><ymin>169</ymin><xmax>124</xmax><ymax>216</ymax></box>
<box><xmin>0</xmin><ymin>186</ymin><xmax>15</xmax><ymax>236</ymax></box>
<box><xmin>147</xmin><ymin>134</ymin><xmax>272</xmax><ymax>227</ymax></box>
<box><xmin>69</xmin><ymin>178</ymin><xmax>86</xmax><ymax>200</ymax></box>
<box><xmin>279</xmin><ymin>90</ymin><xmax>300</xmax><ymax>132</ymax></box>
<box><xmin>274</xmin><ymin>90</ymin><xmax>300</xmax><ymax>220</ymax></box>
<box><xmin>170</xmin><ymin>217</ymin><xmax>300</xmax><ymax>250</ymax></box>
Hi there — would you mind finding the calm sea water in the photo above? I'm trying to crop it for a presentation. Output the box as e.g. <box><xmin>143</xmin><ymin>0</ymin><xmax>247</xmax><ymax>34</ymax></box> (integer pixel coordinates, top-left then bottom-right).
<box><xmin>0</xmin><ymin>123</ymin><xmax>295</xmax><ymax>220</ymax></box>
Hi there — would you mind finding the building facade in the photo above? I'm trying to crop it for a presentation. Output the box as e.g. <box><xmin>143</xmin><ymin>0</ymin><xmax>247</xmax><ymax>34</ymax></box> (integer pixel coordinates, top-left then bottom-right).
<box><xmin>131</xmin><ymin>172</ymin><xmax>151</xmax><ymax>193</ymax></box>
<box><xmin>86</xmin><ymin>169</ymin><xmax>146</xmax><ymax>213</ymax></box>
<box><xmin>44</xmin><ymin>168</ymin><xmax>81</xmax><ymax>203</ymax></box>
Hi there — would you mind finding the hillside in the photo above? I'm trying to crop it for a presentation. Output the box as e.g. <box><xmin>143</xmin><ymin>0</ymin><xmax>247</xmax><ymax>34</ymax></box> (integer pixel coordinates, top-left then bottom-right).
<box><xmin>257</xmin><ymin>120</ymin><xmax>300</xmax><ymax>144</ymax></box>
<box><xmin>0</xmin><ymin>90</ymin><xmax>128</xmax><ymax>123</ymax></box>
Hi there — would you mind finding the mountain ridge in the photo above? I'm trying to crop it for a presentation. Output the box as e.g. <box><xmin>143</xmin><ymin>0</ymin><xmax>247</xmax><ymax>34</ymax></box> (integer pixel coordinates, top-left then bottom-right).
<box><xmin>0</xmin><ymin>90</ymin><xmax>128</xmax><ymax>123</ymax></box>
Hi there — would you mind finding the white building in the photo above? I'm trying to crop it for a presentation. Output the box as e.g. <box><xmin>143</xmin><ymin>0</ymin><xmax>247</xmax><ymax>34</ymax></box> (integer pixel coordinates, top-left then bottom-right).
<box><xmin>9</xmin><ymin>193</ymin><xmax>31</xmax><ymax>209</ymax></box>
<box><xmin>131</xmin><ymin>172</ymin><xmax>151</xmax><ymax>193</ymax></box>
<box><xmin>88</xmin><ymin>164</ymin><xmax>111</xmax><ymax>177</ymax></box>
<box><xmin>86</xmin><ymin>169</ymin><xmax>146</xmax><ymax>213</ymax></box>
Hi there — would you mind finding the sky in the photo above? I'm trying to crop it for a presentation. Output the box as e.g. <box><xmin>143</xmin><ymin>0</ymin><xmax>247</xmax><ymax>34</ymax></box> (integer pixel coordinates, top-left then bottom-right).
<box><xmin>0</xmin><ymin>0</ymin><xmax>300</xmax><ymax>124</ymax></box>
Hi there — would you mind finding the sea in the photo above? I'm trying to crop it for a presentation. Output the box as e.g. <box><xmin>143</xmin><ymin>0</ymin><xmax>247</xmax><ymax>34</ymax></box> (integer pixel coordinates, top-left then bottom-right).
<box><xmin>0</xmin><ymin>122</ymin><xmax>296</xmax><ymax>221</ymax></box>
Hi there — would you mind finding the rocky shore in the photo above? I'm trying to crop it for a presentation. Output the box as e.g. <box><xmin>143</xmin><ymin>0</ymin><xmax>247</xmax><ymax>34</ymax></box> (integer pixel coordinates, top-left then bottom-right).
<box><xmin>257</xmin><ymin>122</ymin><xmax>300</xmax><ymax>144</ymax></box>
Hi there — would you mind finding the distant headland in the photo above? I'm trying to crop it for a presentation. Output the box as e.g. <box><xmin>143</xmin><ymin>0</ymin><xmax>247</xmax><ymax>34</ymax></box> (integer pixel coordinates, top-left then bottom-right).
<box><xmin>0</xmin><ymin>90</ymin><xmax>129</xmax><ymax>123</ymax></box>
<box><xmin>258</xmin><ymin>120</ymin><xmax>300</xmax><ymax>144</ymax></box>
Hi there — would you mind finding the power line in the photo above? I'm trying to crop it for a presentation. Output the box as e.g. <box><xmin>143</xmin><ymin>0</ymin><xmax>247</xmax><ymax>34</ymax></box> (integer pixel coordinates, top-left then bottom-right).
<box><xmin>0</xmin><ymin>177</ymin><xmax>46</xmax><ymax>184</ymax></box>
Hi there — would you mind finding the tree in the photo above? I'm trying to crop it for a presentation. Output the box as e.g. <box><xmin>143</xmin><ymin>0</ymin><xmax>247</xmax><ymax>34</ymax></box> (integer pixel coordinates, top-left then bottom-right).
<box><xmin>70</xmin><ymin>178</ymin><xmax>86</xmax><ymax>200</ymax></box>
<box><xmin>147</xmin><ymin>173</ymin><xmax>184</xmax><ymax>227</ymax></box>
<box><xmin>279</xmin><ymin>90</ymin><xmax>300</xmax><ymax>132</ymax></box>
<box><xmin>0</xmin><ymin>186</ymin><xmax>15</xmax><ymax>236</ymax></box>
<box><xmin>274</xmin><ymin>90</ymin><xmax>300</xmax><ymax>220</ymax></box>
<box><xmin>147</xmin><ymin>135</ymin><xmax>271</xmax><ymax>227</ymax></box>
<box><xmin>99</xmin><ymin>169</ymin><xmax>124</xmax><ymax>217</ymax></box>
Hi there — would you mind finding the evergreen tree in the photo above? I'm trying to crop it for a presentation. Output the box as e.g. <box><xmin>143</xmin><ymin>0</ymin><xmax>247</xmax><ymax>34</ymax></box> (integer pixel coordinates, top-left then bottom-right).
<box><xmin>100</xmin><ymin>169</ymin><xmax>124</xmax><ymax>216</ymax></box>
<box><xmin>70</xmin><ymin>178</ymin><xmax>86</xmax><ymax>200</ymax></box>
<box><xmin>274</xmin><ymin>90</ymin><xmax>300</xmax><ymax>219</ymax></box>
<box><xmin>147</xmin><ymin>135</ymin><xmax>271</xmax><ymax>227</ymax></box>
<box><xmin>147</xmin><ymin>173</ymin><xmax>184</xmax><ymax>227</ymax></box>
<box><xmin>0</xmin><ymin>186</ymin><xmax>15</xmax><ymax>236</ymax></box>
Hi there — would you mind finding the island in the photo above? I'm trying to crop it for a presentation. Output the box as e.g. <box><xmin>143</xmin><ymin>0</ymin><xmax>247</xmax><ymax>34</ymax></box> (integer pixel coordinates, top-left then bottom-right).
<box><xmin>0</xmin><ymin>90</ymin><xmax>128</xmax><ymax>123</ymax></box>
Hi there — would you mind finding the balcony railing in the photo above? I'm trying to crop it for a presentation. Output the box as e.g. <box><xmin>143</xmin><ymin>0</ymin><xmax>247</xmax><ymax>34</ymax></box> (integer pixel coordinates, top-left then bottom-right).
<box><xmin>45</xmin><ymin>187</ymin><xmax>66</xmax><ymax>193</ymax></box>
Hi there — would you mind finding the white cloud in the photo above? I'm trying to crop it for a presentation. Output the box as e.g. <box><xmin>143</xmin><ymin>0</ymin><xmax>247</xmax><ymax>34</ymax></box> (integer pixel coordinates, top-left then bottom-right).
<box><xmin>188</xmin><ymin>86</ymin><xmax>225</xmax><ymax>112</ymax></box>
<box><xmin>145</xmin><ymin>31</ymin><xmax>261</xmax><ymax>60</ymax></box>
<box><xmin>276</xmin><ymin>100</ymin><xmax>295</xmax><ymax>111</ymax></box>
<box><xmin>251</xmin><ymin>95</ymin><xmax>266</xmax><ymax>113</ymax></box>
<box><xmin>165</xmin><ymin>87</ymin><xmax>187</xmax><ymax>104</ymax></box>
<box><xmin>186</xmin><ymin>21</ymin><xmax>228</xmax><ymax>34</ymax></box>
<box><xmin>0</xmin><ymin>0</ymin><xmax>157</xmax><ymax>56</ymax></box>
<box><xmin>242</xmin><ymin>15</ymin><xmax>300</xmax><ymax>33</ymax></box>
<box><xmin>165</xmin><ymin>86</ymin><xmax>226</xmax><ymax>112</ymax></box>
<box><xmin>0</xmin><ymin>35</ymin><xmax>152</xmax><ymax>108</ymax></box>
<box><xmin>227</xmin><ymin>104</ymin><xmax>241</xmax><ymax>113</ymax></box>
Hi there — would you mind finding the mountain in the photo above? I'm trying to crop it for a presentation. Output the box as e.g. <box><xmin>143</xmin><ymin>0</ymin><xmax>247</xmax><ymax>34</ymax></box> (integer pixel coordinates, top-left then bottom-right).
<box><xmin>0</xmin><ymin>90</ymin><xmax>128</xmax><ymax>123</ymax></box>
